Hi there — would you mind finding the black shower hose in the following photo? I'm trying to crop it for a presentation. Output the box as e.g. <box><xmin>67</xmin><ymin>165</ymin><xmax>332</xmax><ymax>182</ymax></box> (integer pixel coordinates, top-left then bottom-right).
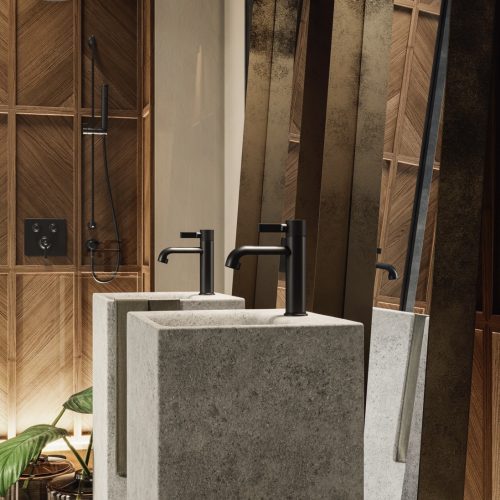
<box><xmin>89</xmin><ymin>135</ymin><xmax>122</xmax><ymax>284</ymax></box>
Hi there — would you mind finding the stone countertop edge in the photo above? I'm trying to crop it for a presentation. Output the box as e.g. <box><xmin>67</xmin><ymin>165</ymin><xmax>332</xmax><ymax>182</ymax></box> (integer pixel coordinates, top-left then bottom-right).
<box><xmin>127</xmin><ymin>309</ymin><xmax>364</xmax><ymax>331</ymax></box>
<box><xmin>92</xmin><ymin>291</ymin><xmax>245</xmax><ymax>303</ymax></box>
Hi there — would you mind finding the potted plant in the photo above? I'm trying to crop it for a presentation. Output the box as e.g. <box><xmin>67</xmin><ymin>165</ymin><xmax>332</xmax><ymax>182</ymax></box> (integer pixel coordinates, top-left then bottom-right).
<box><xmin>0</xmin><ymin>387</ymin><xmax>93</xmax><ymax>499</ymax></box>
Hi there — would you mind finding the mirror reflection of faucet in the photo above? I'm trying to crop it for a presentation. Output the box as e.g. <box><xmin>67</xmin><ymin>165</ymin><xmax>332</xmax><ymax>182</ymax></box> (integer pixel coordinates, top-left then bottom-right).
<box><xmin>157</xmin><ymin>229</ymin><xmax>215</xmax><ymax>295</ymax></box>
<box><xmin>376</xmin><ymin>262</ymin><xmax>399</xmax><ymax>280</ymax></box>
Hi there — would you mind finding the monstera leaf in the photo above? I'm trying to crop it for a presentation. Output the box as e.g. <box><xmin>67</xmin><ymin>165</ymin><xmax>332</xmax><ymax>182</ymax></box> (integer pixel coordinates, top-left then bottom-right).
<box><xmin>0</xmin><ymin>424</ymin><xmax>68</xmax><ymax>496</ymax></box>
<box><xmin>63</xmin><ymin>387</ymin><xmax>93</xmax><ymax>414</ymax></box>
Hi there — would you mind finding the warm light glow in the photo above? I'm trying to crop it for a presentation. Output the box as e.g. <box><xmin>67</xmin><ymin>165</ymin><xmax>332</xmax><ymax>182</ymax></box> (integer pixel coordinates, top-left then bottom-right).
<box><xmin>0</xmin><ymin>434</ymin><xmax>91</xmax><ymax>453</ymax></box>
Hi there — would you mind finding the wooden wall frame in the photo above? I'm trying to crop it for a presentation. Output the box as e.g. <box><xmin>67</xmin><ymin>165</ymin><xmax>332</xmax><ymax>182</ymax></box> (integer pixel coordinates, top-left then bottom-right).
<box><xmin>0</xmin><ymin>0</ymin><xmax>153</xmax><ymax>439</ymax></box>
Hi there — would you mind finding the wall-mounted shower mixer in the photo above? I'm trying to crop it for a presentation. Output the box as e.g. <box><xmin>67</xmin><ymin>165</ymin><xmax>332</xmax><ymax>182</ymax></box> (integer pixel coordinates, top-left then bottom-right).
<box><xmin>25</xmin><ymin>219</ymin><xmax>67</xmax><ymax>258</ymax></box>
<box><xmin>83</xmin><ymin>35</ymin><xmax>121</xmax><ymax>284</ymax></box>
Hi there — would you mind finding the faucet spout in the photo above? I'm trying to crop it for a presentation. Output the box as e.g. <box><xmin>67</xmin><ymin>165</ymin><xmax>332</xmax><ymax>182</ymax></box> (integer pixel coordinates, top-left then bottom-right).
<box><xmin>225</xmin><ymin>245</ymin><xmax>290</xmax><ymax>270</ymax></box>
<box><xmin>157</xmin><ymin>229</ymin><xmax>214</xmax><ymax>295</ymax></box>
<box><xmin>376</xmin><ymin>262</ymin><xmax>399</xmax><ymax>280</ymax></box>
<box><xmin>225</xmin><ymin>220</ymin><xmax>306</xmax><ymax>316</ymax></box>
<box><xmin>157</xmin><ymin>247</ymin><xmax>202</xmax><ymax>264</ymax></box>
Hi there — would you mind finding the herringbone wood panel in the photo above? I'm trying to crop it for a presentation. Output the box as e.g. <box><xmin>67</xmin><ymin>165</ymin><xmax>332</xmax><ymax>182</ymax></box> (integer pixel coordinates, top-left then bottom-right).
<box><xmin>17</xmin><ymin>0</ymin><xmax>73</xmax><ymax>107</ymax></box>
<box><xmin>0</xmin><ymin>0</ymin><xmax>7</xmax><ymax>105</ymax></box>
<box><xmin>464</xmin><ymin>330</ymin><xmax>485</xmax><ymax>500</ymax></box>
<box><xmin>16</xmin><ymin>116</ymin><xmax>74</xmax><ymax>265</ymax></box>
<box><xmin>80</xmin><ymin>274</ymin><xmax>138</xmax><ymax>431</ymax></box>
<box><xmin>0</xmin><ymin>275</ymin><xmax>7</xmax><ymax>438</ymax></box>
<box><xmin>0</xmin><ymin>115</ymin><xmax>7</xmax><ymax>265</ymax></box>
<box><xmin>379</xmin><ymin>163</ymin><xmax>418</xmax><ymax>298</ymax></box>
<box><xmin>400</xmin><ymin>12</ymin><xmax>439</xmax><ymax>158</ymax></box>
<box><xmin>16</xmin><ymin>274</ymin><xmax>74</xmax><ymax>433</ymax></box>
<box><xmin>82</xmin><ymin>119</ymin><xmax>138</xmax><ymax>266</ymax></box>
<box><xmin>82</xmin><ymin>0</ymin><xmax>138</xmax><ymax>110</ymax></box>
<box><xmin>384</xmin><ymin>7</ymin><xmax>411</xmax><ymax>153</ymax></box>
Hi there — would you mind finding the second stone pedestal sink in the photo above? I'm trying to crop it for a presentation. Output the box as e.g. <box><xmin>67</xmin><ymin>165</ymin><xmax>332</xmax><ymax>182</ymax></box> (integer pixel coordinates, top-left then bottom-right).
<box><xmin>127</xmin><ymin>309</ymin><xmax>364</xmax><ymax>499</ymax></box>
<box><xmin>92</xmin><ymin>292</ymin><xmax>244</xmax><ymax>500</ymax></box>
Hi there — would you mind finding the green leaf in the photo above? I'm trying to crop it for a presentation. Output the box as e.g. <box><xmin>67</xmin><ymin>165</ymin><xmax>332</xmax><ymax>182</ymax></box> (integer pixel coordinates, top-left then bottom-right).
<box><xmin>0</xmin><ymin>425</ymin><xmax>67</xmax><ymax>496</ymax></box>
<box><xmin>63</xmin><ymin>387</ymin><xmax>93</xmax><ymax>414</ymax></box>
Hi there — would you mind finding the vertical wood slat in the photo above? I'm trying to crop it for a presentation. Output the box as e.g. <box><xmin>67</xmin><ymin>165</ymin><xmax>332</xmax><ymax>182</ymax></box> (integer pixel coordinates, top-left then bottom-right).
<box><xmin>313</xmin><ymin>0</ymin><xmax>366</xmax><ymax>318</ymax></box>
<box><xmin>492</xmin><ymin>332</ymin><xmax>500</xmax><ymax>500</ymax></box>
<box><xmin>293</xmin><ymin>0</ymin><xmax>334</xmax><ymax>310</ymax></box>
<box><xmin>464</xmin><ymin>329</ymin><xmax>485</xmax><ymax>500</ymax></box>
<box><xmin>417</xmin><ymin>0</ymin><xmax>497</xmax><ymax>497</ymax></box>
<box><xmin>0</xmin><ymin>0</ymin><xmax>7</xmax><ymax>105</ymax></box>
<box><xmin>73</xmin><ymin>0</ymin><xmax>82</xmax><ymax>438</ymax></box>
<box><xmin>254</xmin><ymin>0</ymin><xmax>299</xmax><ymax>309</ymax></box>
<box><xmin>6</xmin><ymin>0</ymin><xmax>15</xmax><ymax>438</ymax></box>
<box><xmin>233</xmin><ymin>0</ymin><xmax>276</xmax><ymax>308</ymax></box>
<box><xmin>0</xmin><ymin>275</ymin><xmax>7</xmax><ymax>438</ymax></box>
<box><xmin>344</xmin><ymin>0</ymin><xmax>393</xmax><ymax>382</ymax></box>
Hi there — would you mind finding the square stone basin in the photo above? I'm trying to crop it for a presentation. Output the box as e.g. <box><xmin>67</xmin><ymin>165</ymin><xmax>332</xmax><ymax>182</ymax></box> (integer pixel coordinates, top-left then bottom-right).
<box><xmin>92</xmin><ymin>292</ymin><xmax>244</xmax><ymax>500</ymax></box>
<box><xmin>127</xmin><ymin>309</ymin><xmax>364</xmax><ymax>499</ymax></box>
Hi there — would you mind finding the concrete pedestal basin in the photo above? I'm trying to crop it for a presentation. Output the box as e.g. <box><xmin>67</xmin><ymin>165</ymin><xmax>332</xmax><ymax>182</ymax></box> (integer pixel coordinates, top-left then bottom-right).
<box><xmin>127</xmin><ymin>309</ymin><xmax>364</xmax><ymax>499</ymax></box>
<box><xmin>92</xmin><ymin>292</ymin><xmax>244</xmax><ymax>500</ymax></box>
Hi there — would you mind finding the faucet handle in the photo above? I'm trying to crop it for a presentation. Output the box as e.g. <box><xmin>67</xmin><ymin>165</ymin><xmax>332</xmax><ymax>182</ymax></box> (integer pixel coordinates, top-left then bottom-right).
<box><xmin>258</xmin><ymin>223</ymin><xmax>287</xmax><ymax>233</ymax></box>
<box><xmin>180</xmin><ymin>231</ymin><xmax>201</xmax><ymax>239</ymax></box>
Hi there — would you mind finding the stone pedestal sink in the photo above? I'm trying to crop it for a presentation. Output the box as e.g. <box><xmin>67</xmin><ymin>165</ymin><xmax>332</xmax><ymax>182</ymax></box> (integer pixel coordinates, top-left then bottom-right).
<box><xmin>92</xmin><ymin>292</ymin><xmax>244</xmax><ymax>500</ymax></box>
<box><xmin>127</xmin><ymin>309</ymin><xmax>364</xmax><ymax>499</ymax></box>
<box><xmin>364</xmin><ymin>308</ymin><xmax>429</xmax><ymax>500</ymax></box>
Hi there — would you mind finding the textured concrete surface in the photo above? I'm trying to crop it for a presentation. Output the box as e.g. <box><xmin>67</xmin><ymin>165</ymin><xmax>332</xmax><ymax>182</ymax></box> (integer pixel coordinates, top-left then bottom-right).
<box><xmin>417</xmin><ymin>0</ymin><xmax>497</xmax><ymax>497</ymax></box>
<box><xmin>365</xmin><ymin>308</ymin><xmax>429</xmax><ymax>500</ymax></box>
<box><xmin>127</xmin><ymin>309</ymin><xmax>364</xmax><ymax>499</ymax></box>
<box><xmin>92</xmin><ymin>292</ymin><xmax>244</xmax><ymax>500</ymax></box>
<box><xmin>402</xmin><ymin>318</ymin><xmax>430</xmax><ymax>499</ymax></box>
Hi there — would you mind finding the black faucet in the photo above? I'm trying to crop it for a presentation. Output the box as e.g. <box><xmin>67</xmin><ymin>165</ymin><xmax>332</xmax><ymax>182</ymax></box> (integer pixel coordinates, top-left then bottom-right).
<box><xmin>376</xmin><ymin>262</ymin><xmax>399</xmax><ymax>280</ymax></box>
<box><xmin>225</xmin><ymin>220</ymin><xmax>306</xmax><ymax>316</ymax></box>
<box><xmin>158</xmin><ymin>229</ymin><xmax>214</xmax><ymax>295</ymax></box>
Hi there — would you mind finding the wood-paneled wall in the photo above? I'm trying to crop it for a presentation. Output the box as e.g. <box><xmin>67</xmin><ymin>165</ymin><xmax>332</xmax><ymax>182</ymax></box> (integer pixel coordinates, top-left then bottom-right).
<box><xmin>0</xmin><ymin>0</ymin><xmax>153</xmax><ymax>439</ymax></box>
<box><xmin>374</xmin><ymin>0</ymin><xmax>443</xmax><ymax>314</ymax></box>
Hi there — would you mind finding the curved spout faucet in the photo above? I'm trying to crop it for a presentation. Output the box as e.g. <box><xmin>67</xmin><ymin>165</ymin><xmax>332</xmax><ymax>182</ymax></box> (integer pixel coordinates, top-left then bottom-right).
<box><xmin>376</xmin><ymin>262</ymin><xmax>399</xmax><ymax>281</ymax></box>
<box><xmin>226</xmin><ymin>220</ymin><xmax>307</xmax><ymax>316</ymax></box>
<box><xmin>158</xmin><ymin>229</ymin><xmax>214</xmax><ymax>295</ymax></box>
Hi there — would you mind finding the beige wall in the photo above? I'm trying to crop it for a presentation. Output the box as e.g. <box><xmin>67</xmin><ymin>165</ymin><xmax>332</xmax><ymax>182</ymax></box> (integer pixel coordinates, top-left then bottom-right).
<box><xmin>154</xmin><ymin>0</ymin><xmax>245</xmax><ymax>293</ymax></box>
<box><xmin>155</xmin><ymin>0</ymin><xmax>226</xmax><ymax>292</ymax></box>
<box><xmin>224</xmin><ymin>0</ymin><xmax>245</xmax><ymax>293</ymax></box>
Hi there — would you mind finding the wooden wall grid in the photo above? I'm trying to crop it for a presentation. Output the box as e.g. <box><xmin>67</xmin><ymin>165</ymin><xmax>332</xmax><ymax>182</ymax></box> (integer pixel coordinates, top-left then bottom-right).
<box><xmin>0</xmin><ymin>0</ymin><xmax>153</xmax><ymax>439</ymax></box>
<box><xmin>374</xmin><ymin>0</ymin><xmax>443</xmax><ymax>314</ymax></box>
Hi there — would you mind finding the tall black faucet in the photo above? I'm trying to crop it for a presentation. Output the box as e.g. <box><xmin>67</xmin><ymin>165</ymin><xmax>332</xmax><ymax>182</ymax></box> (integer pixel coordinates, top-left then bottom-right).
<box><xmin>225</xmin><ymin>220</ymin><xmax>306</xmax><ymax>316</ymax></box>
<box><xmin>158</xmin><ymin>229</ymin><xmax>214</xmax><ymax>295</ymax></box>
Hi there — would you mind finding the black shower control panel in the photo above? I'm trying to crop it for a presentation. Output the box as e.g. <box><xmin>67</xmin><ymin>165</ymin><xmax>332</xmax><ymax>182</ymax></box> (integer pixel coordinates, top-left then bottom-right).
<box><xmin>24</xmin><ymin>219</ymin><xmax>67</xmax><ymax>258</ymax></box>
